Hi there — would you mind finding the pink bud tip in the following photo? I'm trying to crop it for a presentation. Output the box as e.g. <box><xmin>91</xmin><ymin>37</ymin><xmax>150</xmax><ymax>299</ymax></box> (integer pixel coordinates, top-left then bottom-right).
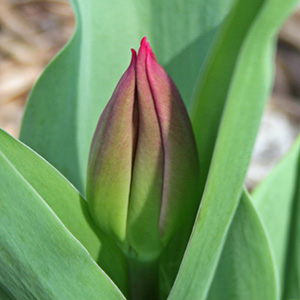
<box><xmin>140</xmin><ymin>36</ymin><xmax>148</xmax><ymax>46</ymax></box>
<box><xmin>130</xmin><ymin>49</ymin><xmax>137</xmax><ymax>64</ymax></box>
<box><xmin>140</xmin><ymin>36</ymin><xmax>157</xmax><ymax>61</ymax></box>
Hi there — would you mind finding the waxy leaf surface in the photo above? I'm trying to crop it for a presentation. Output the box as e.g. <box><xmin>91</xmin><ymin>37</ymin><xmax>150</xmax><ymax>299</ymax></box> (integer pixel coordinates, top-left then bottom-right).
<box><xmin>168</xmin><ymin>0</ymin><xmax>299</xmax><ymax>299</ymax></box>
<box><xmin>0</xmin><ymin>129</ymin><xmax>127</xmax><ymax>298</ymax></box>
<box><xmin>252</xmin><ymin>135</ymin><xmax>300</xmax><ymax>299</ymax></box>
<box><xmin>208</xmin><ymin>190</ymin><xmax>278</xmax><ymax>300</ymax></box>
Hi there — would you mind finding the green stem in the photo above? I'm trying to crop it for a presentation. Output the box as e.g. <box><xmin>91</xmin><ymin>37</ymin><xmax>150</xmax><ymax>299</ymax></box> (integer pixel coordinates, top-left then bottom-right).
<box><xmin>128</xmin><ymin>257</ymin><xmax>159</xmax><ymax>300</ymax></box>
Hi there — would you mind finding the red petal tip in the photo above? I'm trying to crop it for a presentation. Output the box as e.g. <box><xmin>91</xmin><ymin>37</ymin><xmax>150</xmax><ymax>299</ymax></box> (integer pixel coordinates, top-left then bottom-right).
<box><xmin>141</xmin><ymin>36</ymin><xmax>148</xmax><ymax>46</ymax></box>
<box><xmin>146</xmin><ymin>43</ymin><xmax>157</xmax><ymax>61</ymax></box>
<box><xmin>130</xmin><ymin>48</ymin><xmax>137</xmax><ymax>65</ymax></box>
<box><xmin>131</xmin><ymin>48</ymin><xmax>137</xmax><ymax>58</ymax></box>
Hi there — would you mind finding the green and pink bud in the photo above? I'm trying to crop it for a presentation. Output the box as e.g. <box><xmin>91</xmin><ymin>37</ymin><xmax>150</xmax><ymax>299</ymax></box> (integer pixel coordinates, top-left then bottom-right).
<box><xmin>87</xmin><ymin>38</ymin><xmax>200</xmax><ymax>261</ymax></box>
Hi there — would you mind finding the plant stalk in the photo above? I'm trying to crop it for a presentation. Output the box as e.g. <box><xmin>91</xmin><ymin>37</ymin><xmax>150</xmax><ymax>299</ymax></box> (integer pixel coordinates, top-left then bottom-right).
<box><xmin>128</xmin><ymin>256</ymin><xmax>159</xmax><ymax>300</ymax></box>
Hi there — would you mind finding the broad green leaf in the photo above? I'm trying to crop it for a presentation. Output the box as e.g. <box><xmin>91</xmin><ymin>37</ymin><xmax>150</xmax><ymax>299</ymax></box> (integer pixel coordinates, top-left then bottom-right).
<box><xmin>0</xmin><ymin>129</ymin><xmax>127</xmax><ymax>295</ymax></box>
<box><xmin>168</xmin><ymin>0</ymin><xmax>298</xmax><ymax>299</ymax></box>
<box><xmin>208</xmin><ymin>190</ymin><xmax>278</xmax><ymax>299</ymax></box>
<box><xmin>283</xmin><ymin>196</ymin><xmax>300</xmax><ymax>299</ymax></box>
<box><xmin>20</xmin><ymin>0</ymin><xmax>234</xmax><ymax>194</ymax></box>
<box><xmin>0</xmin><ymin>136</ymin><xmax>125</xmax><ymax>300</ymax></box>
<box><xmin>190</xmin><ymin>0</ymin><xmax>265</xmax><ymax>192</ymax></box>
<box><xmin>252</xmin><ymin>135</ymin><xmax>300</xmax><ymax>299</ymax></box>
<box><xmin>0</xmin><ymin>285</ymin><xmax>14</xmax><ymax>300</ymax></box>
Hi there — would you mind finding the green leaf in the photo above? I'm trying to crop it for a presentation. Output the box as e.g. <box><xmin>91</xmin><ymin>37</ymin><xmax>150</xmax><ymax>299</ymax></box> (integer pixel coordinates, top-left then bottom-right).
<box><xmin>190</xmin><ymin>0</ymin><xmax>265</xmax><ymax>192</ymax></box>
<box><xmin>20</xmin><ymin>0</ymin><xmax>234</xmax><ymax>194</ymax></box>
<box><xmin>208</xmin><ymin>190</ymin><xmax>278</xmax><ymax>299</ymax></box>
<box><xmin>0</xmin><ymin>147</ymin><xmax>125</xmax><ymax>299</ymax></box>
<box><xmin>0</xmin><ymin>285</ymin><xmax>15</xmax><ymax>300</ymax></box>
<box><xmin>168</xmin><ymin>0</ymin><xmax>298</xmax><ymax>299</ymax></box>
<box><xmin>0</xmin><ymin>129</ymin><xmax>127</xmax><ymax>296</ymax></box>
<box><xmin>252</xmin><ymin>135</ymin><xmax>300</xmax><ymax>299</ymax></box>
<box><xmin>283</xmin><ymin>203</ymin><xmax>300</xmax><ymax>299</ymax></box>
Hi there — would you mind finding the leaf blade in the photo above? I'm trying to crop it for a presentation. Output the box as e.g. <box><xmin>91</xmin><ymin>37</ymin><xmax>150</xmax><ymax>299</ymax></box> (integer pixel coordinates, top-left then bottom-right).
<box><xmin>208</xmin><ymin>190</ymin><xmax>278</xmax><ymax>300</ymax></box>
<box><xmin>252</xmin><ymin>135</ymin><xmax>300</xmax><ymax>298</ymax></box>
<box><xmin>168</xmin><ymin>0</ymin><xmax>298</xmax><ymax>299</ymax></box>
<box><xmin>0</xmin><ymin>144</ymin><xmax>125</xmax><ymax>300</ymax></box>
<box><xmin>0</xmin><ymin>129</ymin><xmax>128</xmax><ymax>296</ymax></box>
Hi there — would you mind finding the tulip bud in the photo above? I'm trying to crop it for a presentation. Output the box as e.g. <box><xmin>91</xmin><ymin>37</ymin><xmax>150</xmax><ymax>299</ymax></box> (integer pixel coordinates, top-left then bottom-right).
<box><xmin>87</xmin><ymin>38</ymin><xmax>200</xmax><ymax>261</ymax></box>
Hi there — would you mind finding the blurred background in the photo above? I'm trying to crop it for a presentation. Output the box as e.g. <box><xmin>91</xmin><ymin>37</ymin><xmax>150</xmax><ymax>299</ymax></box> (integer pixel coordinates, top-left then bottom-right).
<box><xmin>0</xmin><ymin>0</ymin><xmax>300</xmax><ymax>189</ymax></box>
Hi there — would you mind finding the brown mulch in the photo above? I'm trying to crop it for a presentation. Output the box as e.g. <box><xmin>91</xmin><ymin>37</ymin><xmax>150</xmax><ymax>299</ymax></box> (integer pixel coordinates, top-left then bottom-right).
<box><xmin>0</xmin><ymin>0</ymin><xmax>74</xmax><ymax>137</ymax></box>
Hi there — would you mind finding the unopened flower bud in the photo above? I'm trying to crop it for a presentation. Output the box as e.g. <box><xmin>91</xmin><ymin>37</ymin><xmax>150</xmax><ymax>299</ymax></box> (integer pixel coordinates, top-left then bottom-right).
<box><xmin>87</xmin><ymin>38</ymin><xmax>200</xmax><ymax>260</ymax></box>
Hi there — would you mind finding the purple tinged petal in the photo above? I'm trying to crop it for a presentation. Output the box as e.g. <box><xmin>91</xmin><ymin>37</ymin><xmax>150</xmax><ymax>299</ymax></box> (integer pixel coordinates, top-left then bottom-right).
<box><xmin>127</xmin><ymin>37</ymin><xmax>164</xmax><ymax>258</ymax></box>
<box><xmin>145</xmin><ymin>41</ymin><xmax>200</xmax><ymax>242</ymax></box>
<box><xmin>87</xmin><ymin>50</ymin><xmax>137</xmax><ymax>245</ymax></box>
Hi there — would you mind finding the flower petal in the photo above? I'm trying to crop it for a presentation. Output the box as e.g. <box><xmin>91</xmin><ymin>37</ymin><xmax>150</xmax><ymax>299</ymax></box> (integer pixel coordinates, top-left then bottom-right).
<box><xmin>87</xmin><ymin>50</ymin><xmax>137</xmax><ymax>244</ymax></box>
